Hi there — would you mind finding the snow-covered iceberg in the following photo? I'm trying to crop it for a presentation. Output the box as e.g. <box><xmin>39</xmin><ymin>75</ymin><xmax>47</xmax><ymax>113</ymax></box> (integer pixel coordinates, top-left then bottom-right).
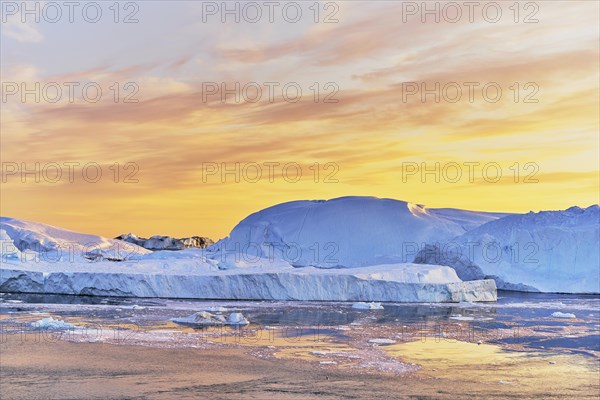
<box><xmin>213</xmin><ymin>196</ymin><xmax>506</xmax><ymax>268</ymax></box>
<box><xmin>1</xmin><ymin>217</ymin><xmax>149</xmax><ymax>261</ymax></box>
<box><xmin>415</xmin><ymin>206</ymin><xmax>599</xmax><ymax>293</ymax></box>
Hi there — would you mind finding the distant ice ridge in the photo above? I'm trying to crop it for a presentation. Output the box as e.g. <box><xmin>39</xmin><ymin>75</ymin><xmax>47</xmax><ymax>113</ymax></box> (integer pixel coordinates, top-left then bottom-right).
<box><xmin>0</xmin><ymin>217</ymin><xmax>149</xmax><ymax>261</ymax></box>
<box><xmin>415</xmin><ymin>205</ymin><xmax>600</xmax><ymax>293</ymax></box>
<box><xmin>115</xmin><ymin>233</ymin><xmax>214</xmax><ymax>251</ymax></box>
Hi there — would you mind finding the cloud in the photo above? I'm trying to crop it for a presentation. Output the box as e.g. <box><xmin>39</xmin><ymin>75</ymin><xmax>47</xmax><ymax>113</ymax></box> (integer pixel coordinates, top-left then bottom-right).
<box><xmin>1</xmin><ymin>19</ymin><xmax>43</xmax><ymax>43</ymax></box>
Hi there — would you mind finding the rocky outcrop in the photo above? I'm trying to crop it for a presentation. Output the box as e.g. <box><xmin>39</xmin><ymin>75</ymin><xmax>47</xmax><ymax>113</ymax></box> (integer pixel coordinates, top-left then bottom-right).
<box><xmin>115</xmin><ymin>233</ymin><xmax>214</xmax><ymax>251</ymax></box>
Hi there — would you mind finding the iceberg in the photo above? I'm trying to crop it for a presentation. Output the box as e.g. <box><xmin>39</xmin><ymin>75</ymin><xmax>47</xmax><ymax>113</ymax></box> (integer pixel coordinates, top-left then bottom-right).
<box><xmin>0</xmin><ymin>217</ymin><xmax>149</xmax><ymax>262</ymax></box>
<box><xmin>0</xmin><ymin>263</ymin><xmax>497</xmax><ymax>302</ymax></box>
<box><xmin>213</xmin><ymin>196</ymin><xmax>506</xmax><ymax>269</ymax></box>
<box><xmin>415</xmin><ymin>205</ymin><xmax>600</xmax><ymax>293</ymax></box>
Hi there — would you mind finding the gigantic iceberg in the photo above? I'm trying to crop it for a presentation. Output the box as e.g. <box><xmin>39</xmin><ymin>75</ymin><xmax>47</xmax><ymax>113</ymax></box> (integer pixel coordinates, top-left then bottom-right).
<box><xmin>213</xmin><ymin>196</ymin><xmax>506</xmax><ymax>268</ymax></box>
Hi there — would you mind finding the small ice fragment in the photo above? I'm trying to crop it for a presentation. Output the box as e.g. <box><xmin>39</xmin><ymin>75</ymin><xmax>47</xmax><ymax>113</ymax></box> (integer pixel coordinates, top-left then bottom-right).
<box><xmin>226</xmin><ymin>312</ymin><xmax>249</xmax><ymax>325</ymax></box>
<box><xmin>550</xmin><ymin>312</ymin><xmax>576</xmax><ymax>319</ymax></box>
<box><xmin>450</xmin><ymin>315</ymin><xmax>474</xmax><ymax>321</ymax></box>
<box><xmin>368</xmin><ymin>338</ymin><xmax>396</xmax><ymax>345</ymax></box>
<box><xmin>132</xmin><ymin>305</ymin><xmax>145</xmax><ymax>310</ymax></box>
<box><xmin>203</xmin><ymin>306</ymin><xmax>227</xmax><ymax>312</ymax></box>
<box><xmin>172</xmin><ymin>311</ymin><xmax>226</xmax><ymax>326</ymax></box>
<box><xmin>351</xmin><ymin>302</ymin><xmax>384</xmax><ymax>310</ymax></box>
<box><xmin>320</xmin><ymin>361</ymin><xmax>337</xmax><ymax>365</ymax></box>
<box><xmin>31</xmin><ymin>317</ymin><xmax>75</xmax><ymax>330</ymax></box>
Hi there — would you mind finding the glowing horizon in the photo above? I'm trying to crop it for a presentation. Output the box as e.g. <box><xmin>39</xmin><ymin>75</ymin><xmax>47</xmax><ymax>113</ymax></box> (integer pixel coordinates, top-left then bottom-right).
<box><xmin>1</xmin><ymin>1</ymin><xmax>599</xmax><ymax>240</ymax></box>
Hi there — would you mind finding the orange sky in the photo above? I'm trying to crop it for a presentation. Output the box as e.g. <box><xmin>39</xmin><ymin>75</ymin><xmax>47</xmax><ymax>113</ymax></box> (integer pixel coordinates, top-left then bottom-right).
<box><xmin>1</xmin><ymin>1</ymin><xmax>599</xmax><ymax>240</ymax></box>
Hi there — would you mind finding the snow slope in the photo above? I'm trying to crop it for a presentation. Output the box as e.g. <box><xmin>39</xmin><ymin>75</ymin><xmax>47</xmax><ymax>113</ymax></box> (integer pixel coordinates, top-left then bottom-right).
<box><xmin>416</xmin><ymin>206</ymin><xmax>600</xmax><ymax>293</ymax></box>
<box><xmin>214</xmin><ymin>196</ymin><xmax>506</xmax><ymax>268</ymax></box>
<box><xmin>0</xmin><ymin>217</ymin><xmax>149</xmax><ymax>261</ymax></box>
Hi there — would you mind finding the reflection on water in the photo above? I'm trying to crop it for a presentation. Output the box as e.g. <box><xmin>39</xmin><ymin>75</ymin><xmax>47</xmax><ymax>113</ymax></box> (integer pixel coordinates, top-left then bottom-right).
<box><xmin>1</xmin><ymin>290</ymin><xmax>599</xmax><ymax>355</ymax></box>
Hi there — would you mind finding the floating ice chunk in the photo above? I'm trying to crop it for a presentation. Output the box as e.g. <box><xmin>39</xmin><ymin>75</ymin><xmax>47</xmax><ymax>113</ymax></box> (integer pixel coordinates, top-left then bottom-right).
<box><xmin>226</xmin><ymin>312</ymin><xmax>249</xmax><ymax>325</ymax></box>
<box><xmin>172</xmin><ymin>311</ymin><xmax>226</xmax><ymax>326</ymax></box>
<box><xmin>449</xmin><ymin>315</ymin><xmax>474</xmax><ymax>321</ymax></box>
<box><xmin>550</xmin><ymin>312</ymin><xmax>576</xmax><ymax>319</ymax></box>
<box><xmin>368</xmin><ymin>338</ymin><xmax>396</xmax><ymax>345</ymax></box>
<box><xmin>311</xmin><ymin>351</ymin><xmax>340</xmax><ymax>356</ymax></box>
<box><xmin>31</xmin><ymin>317</ymin><xmax>75</xmax><ymax>330</ymax></box>
<box><xmin>203</xmin><ymin>306</ymin><xmax>227</xmax><ymax>312</ymax></box>
<box><xmin>132</xmin><ymin>305</ymin><xmax>146</xmax><ymax>310</ymax></box>
<box><xmin>352</xmin><ymin>302</ymin><xmax>384</xmax><ymax>310</ymax></box>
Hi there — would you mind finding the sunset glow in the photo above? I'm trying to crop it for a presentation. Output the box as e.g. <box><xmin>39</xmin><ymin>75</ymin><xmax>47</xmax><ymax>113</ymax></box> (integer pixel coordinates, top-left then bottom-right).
<box><xmin>1</xmin><ymin>1</ymin><xmax>598</xmax><ymax>239</ymax></box>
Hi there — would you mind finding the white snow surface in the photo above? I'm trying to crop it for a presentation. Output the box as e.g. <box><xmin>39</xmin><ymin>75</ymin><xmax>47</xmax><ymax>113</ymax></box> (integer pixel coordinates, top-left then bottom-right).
<box><xmin>550</xmin><ymin>312</ymin><xmax>576</xmax><ymax>319</ymax></box>
<box><xmin>214</xmin><ymin>196</ymin><xmax>506</xmax><ymax>268</ymax></box>
<box><xmin>444</xmin><ymin>205</ymin><xmax>599</xmax><ymax>293</ymax></box>
<box><xmin>226</xmin><ymin>312</ymin><xmax>249</xmax><ymax>325</ymax></box>
<box><xmin>1</xmin><ymin>217</ymin><xmax>149</xmax><ymax>261</ymax></box>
